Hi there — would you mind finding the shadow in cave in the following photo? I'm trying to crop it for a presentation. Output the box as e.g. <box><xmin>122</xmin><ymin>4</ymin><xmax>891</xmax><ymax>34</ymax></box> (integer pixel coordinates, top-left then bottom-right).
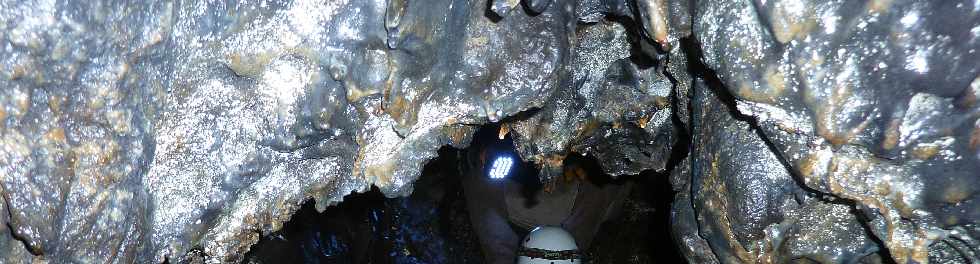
<box><xmin>242</xmin><ymin>147</ymin><xmax>485</xmax><ymax>264</ymax></box>
<box><xmin>584</xmin><ymin>160</ymin><xmax>685</xmax><ymax>264</ymax></box>
<box><xmin>242</xmin><ymin>124</ymin><xmax>684</xmax><ymax>263</ymax></box>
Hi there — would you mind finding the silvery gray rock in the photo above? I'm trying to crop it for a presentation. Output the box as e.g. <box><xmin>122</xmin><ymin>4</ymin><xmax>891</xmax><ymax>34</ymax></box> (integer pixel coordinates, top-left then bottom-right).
<box><xmin>0</xmin><ymin>0</ymin><xmax>975</xmax><ymax>263</ymax></box>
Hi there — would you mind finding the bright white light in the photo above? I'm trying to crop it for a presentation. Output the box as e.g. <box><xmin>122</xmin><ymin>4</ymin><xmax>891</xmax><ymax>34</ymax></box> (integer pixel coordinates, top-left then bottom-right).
<box><xmin>488</xmin><ymin>156</ymin><xmax>514</xmax><ymax>179</ymax></box>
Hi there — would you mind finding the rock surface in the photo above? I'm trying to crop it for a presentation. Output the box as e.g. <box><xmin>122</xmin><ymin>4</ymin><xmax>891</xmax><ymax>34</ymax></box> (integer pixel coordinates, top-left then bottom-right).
<box><xmin>0</xmin><ymin>0</ymin><xmax>975</xmax><ymax>263</ymax></box>
<box><xmin>691</xmin><ymin>0</ymin><xmax>979</xmax><ymax>263</ymax></box>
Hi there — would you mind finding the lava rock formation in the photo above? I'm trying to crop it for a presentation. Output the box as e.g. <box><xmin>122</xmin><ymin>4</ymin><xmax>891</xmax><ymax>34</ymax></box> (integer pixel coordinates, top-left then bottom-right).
<box><xmin>0</xmin><ymin>0</ymin><xmax>976</xmax><ymax>263</ymax></box>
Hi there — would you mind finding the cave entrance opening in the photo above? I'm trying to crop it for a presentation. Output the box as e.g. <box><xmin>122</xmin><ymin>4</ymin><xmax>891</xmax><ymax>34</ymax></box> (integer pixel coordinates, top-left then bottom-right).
<box><xmin>242</xmin><ymin>124</ymin><xmax>684</xmax><ymax>263</ymax></box>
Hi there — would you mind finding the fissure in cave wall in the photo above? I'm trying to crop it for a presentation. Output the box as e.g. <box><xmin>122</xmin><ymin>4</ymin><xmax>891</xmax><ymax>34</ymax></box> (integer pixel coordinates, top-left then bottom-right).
<box><xmin>0</xmin><ymin>0</ymin><xmax>976</xmax><ymax>263</ymax></box>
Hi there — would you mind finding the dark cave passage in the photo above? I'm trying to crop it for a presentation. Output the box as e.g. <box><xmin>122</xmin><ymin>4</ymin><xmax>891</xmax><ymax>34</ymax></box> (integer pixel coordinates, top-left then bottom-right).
<box><xmin>243</xmin><ymin>124</ymin><xmax>685</xmax><ymax>263</ymax></box>
<box><xmin>0</xmin><ymin>1</ymin><xmax>976</xmax><ymax>263</ymax></box>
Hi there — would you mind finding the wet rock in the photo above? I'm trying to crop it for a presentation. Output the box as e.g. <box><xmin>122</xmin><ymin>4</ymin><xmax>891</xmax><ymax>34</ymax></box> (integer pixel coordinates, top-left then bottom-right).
<box><xmin>670</xmin><ymin>156</ymin><xmax>721</xmax><ymax>264</ymax></box>
<box><xmin>508</xmin><ymin>20</ymin><xmax>675</xmax><ymax>178</ymax></box>
<box><xmin>694</xmin><ymin>0</ymin><xmax>979</xmax><ymax>262</ymax></box>
<box><xmin>0</xmin><ymin>194</ymin><xmax>36</xmax><ymax>263</ymax></box>
<box><xmin>685</xmin><ymin>78</ymin><xmax>881</xmax><ymax>263</ymax></box>
<box><xmin>0</xmin><ymin>0</ymin><xmax>975</xmax><ymax>263</ymax></box>
<box><xmin>0</xmin><ymin>0</ymin><xmax>667</xmax><ymax>262</ymax></box>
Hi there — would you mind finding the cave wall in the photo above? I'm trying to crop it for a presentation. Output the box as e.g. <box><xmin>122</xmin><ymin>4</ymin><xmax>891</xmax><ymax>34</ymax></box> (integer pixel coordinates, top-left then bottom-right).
<box><xmin>0</xmin><ymin>0</ymin><xmax>976</xmax><ymax>263</ymax></box>
<box><xmin>688</xmin><ymin>1</ymin><xmax>979</xmax><ymax>263</ymax></box>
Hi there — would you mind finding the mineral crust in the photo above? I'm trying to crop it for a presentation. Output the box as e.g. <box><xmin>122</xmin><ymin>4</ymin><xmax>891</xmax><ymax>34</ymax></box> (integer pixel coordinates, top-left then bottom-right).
<box><xmin>0</xmin><ymin>0</ymin><xmax>975</xmax><ymax>263</ymax></box>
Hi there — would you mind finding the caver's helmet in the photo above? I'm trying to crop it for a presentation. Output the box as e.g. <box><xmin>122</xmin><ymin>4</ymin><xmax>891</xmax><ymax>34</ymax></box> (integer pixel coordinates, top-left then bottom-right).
<box><xmin>516</xmin><ymin>226</ymin><xmax>584</xmax><ymax>264</ymax></box>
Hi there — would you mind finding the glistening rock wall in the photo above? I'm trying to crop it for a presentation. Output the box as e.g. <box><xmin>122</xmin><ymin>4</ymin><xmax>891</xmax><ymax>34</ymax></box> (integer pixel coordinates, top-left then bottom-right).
<box><xmin>687</xmin><ymin>1</ymin><xmax>979</xmax><ymax>263</ymax></box>
<box><xmin>0</xmin><ymin>0</ymin><xmax>975</xmax><ymax>263</ymax></box>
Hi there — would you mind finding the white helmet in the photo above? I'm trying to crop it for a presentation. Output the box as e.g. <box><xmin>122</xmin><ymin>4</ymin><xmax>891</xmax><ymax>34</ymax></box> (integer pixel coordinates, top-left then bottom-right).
<box><xmin>516</xmin><ymin>226</ymin><xmax>584</xmax><ymax>264</ymax></box>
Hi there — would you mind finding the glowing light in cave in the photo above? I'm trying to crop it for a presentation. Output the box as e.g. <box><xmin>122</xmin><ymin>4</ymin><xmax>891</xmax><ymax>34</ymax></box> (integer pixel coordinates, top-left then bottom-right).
<box><xmin>488</xmin><ymin>156</ymin><xmax>514</xmax><ymax>179</ymax></box>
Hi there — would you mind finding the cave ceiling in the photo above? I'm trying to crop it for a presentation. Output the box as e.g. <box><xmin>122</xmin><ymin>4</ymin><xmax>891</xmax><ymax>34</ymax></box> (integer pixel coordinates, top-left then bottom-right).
<box><xmin>0</xmin><ymin>0</ymin><xmax>977</xmax><ymax>263</ymax></box>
